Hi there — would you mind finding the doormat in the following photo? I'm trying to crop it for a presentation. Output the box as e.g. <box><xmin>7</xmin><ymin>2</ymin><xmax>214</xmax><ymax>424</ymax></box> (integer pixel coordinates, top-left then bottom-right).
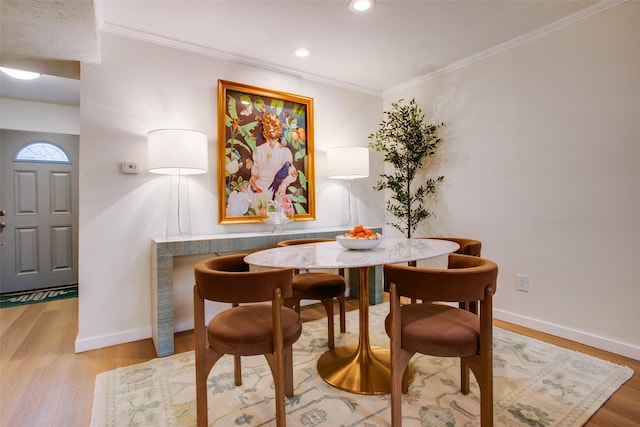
<box><xmin>0</xmin><ymin>284</ymin><xmax>78</xmax><ymax>308</ymax></box>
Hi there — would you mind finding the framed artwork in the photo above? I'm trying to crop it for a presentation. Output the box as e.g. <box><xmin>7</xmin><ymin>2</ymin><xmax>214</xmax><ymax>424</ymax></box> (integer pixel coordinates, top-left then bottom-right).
<box><xmin>217</xmin><ymin>80</ymin><xmax>315</xmax><ymax>224</ymax></box>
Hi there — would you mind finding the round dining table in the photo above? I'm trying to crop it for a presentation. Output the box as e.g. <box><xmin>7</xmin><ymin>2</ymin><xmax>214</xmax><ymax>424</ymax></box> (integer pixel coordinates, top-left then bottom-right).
<box><xmin>243</xmin><ymin>237</ymin><xmax>459</xmax><ymax>394</ymax></box>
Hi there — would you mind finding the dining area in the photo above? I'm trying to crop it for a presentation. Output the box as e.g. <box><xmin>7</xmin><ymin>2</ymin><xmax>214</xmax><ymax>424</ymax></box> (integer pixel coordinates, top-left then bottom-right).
<box><xmin>192</xmin><ymin>231</ymin><xmax>498</xmax><ymax>427</ymax></box>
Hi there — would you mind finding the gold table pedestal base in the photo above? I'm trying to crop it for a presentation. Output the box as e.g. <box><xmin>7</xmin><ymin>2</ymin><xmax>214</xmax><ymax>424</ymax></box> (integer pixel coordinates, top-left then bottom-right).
<box><xmin>317</xmin><ymin>265</ymin><xmax>413</xmax><ymax>395</ymax></box>
<box><xmin>317</xmin><ymin>344</ymin><xmax>414</xmax><ymax>395</ymax></box>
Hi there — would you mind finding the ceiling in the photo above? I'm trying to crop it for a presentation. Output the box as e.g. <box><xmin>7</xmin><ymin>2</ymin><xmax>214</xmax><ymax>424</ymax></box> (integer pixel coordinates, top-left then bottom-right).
<box><xmin>1</xmin><ymin>0</ymin><xmax>604</xmax><ymax>105</ymax></box>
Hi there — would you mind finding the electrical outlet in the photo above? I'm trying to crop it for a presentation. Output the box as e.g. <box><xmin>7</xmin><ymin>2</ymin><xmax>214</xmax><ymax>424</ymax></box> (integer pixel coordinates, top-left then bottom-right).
<box><xmin>516</xmin><ymin>274</ymin><xmax>529</xmax><ymax>292</ymax></box>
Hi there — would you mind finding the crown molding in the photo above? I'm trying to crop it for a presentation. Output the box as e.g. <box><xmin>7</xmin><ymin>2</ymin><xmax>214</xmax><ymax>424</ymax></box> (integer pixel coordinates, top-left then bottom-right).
<box><xmin>99</xmin><ymin>22</ymin><xmax>381</xmax><ymax>97</ymax></box>
<box><xmin>384</xmin><ymin>0</ymin><xmax>626</xmax><ymax>98</ymax></box>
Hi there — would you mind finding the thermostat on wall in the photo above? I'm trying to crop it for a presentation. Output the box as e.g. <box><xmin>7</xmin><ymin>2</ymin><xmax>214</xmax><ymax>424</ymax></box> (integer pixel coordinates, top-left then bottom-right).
<box><xmin>121</xmin><ymin>161</ymin><xmax>139</xmax><ymax>174</ymax></box>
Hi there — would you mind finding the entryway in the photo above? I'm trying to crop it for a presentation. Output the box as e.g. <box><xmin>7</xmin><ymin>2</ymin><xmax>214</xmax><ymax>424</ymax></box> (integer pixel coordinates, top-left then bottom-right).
<box><xmin>0</xmin><ymin>129</ymin><xmax>79</xmax><ymax>293</ymax></box>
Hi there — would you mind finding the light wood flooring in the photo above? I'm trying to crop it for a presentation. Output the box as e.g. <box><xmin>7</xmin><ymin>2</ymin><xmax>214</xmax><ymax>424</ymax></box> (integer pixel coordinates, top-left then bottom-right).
<box><xmin>0</xmin><ymin>297</ymin><xmax>638</xmax><ymax>426</ymax></box>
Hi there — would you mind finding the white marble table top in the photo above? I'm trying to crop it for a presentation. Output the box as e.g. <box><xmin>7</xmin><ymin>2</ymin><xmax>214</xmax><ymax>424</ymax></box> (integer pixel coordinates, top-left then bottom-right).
<box><xmin>244</xmin><ymin>238</ymin><xmax>459</xmax><ymax>270</ymax></box>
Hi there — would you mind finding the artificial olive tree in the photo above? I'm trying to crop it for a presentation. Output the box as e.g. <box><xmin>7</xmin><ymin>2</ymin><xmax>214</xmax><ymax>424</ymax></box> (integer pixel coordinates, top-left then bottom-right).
<box><xmin>369</xmin><ymin>98</ymin><xmax>444</xmax><ymax>238</ymax></box>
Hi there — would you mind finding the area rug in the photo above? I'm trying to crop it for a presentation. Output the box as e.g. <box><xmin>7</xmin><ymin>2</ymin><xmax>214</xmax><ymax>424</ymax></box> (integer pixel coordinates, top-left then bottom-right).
<box><xmin>0</xmin><ymin>284</ymin><xmax>78</xmax><ymax>308</ymax></box>
<box><xmin>91</xmin><ymin>303</ymin><xmax>632</xmax><ymax>427</ymax></box>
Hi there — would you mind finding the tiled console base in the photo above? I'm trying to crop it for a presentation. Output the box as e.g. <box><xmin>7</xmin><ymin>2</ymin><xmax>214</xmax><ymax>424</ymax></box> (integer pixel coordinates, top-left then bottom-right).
<box><xmin>151</xmin><ymin>227</ymin><xmax>382</xmax><ymax>357</ymax></box>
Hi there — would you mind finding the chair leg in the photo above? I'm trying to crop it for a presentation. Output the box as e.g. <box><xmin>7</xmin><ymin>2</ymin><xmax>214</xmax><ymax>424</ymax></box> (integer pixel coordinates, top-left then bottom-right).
<box><xmin>321</xmin><ymin>298</ymin><xmax>335</xmax><ymax>349</ymax></box>
<box><xmin>402</xmin><ymin>365</ymin><xmax>411</xmax><ymax>394</ymax></box>
<box><xmin>284</xmin><ymin>345</ymin><xmax>294</xmax><ymax>397</ymax></box>
<box><xmin>463</xmin><ymin>355</ymin><xmax>493</xmax><ymax>426</ymax></box>
<box><xmin>195</xmin><ymin>351</ymin><xmax>224</xmax><ymax>427</ymax></box>
<box><xmin>390</xmin><ymin>362</ymin><xmax>404</xmax><ymax>427</ymax></box>
<box><xmin>274</xmin><ymin>359</ymin><xmax>286</xmax><ymax>427</ymax></box>
<box><xmin>234</xmin><ymin>355</ymin><xmax>242</xmax><ymax>386</ymax></box>
<box><xmin>470</xmin><ymin>356</ymin><xmax>494</xmax><ymax>427</ymax></box>
<box><xmin>391</xmin><ymin>352</ymin><xmax>414</xmax><ymax>426</ymax></box>
<box><xmin>195</xmin><ymin>358</ymin><xmax>209</xmax><ymax>427</ymax></box>
<box><xmin>460</xmin><ymin>357</ymin><xmax>470</xmax><ymax>394</ymax></box>
<box><xmin>264</xmin><ymin>352</ymin><xmax>287</xmax><ymax>427</ymax></box>
<box><xmin>338</xmin><ymin>294</ymin><xmax>346</xmax><ymax>333</ymax></box>
<box><xmin>479</xmin><ymin>372</ymin><xmax>493</xmax><ymax>427</ymax></box>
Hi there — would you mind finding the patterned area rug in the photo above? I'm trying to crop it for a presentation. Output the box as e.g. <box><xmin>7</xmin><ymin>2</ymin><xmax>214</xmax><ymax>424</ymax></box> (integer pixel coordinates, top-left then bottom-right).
<box><xmin>0</xmin><ymin>284</ymin><xmax>78</xmax><ymax>308</ymax></box>
<box><xmin>91</xmin><ymin>303</ymin><xmax>632</xmax><ymax>426</ymax></box>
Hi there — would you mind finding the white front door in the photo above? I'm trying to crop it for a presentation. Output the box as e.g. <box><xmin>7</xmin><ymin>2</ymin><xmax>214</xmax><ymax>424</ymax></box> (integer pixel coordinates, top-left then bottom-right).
<box><xmin>0</xmin><ymin>129</ymin><xmax>79</xmax><ymax>293</ymax></box>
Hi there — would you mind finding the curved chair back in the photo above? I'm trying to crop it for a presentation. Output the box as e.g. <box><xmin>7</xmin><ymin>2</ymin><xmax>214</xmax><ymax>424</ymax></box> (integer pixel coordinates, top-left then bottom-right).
<box><xmin>429</xmin><ymin>237</ymin><xmax>482</xmax><ymax>257</ymax></box>
<box><xmin>384</xmin><ymin>254</ymin><xmax>497</xmax><ymax>302</ymax></box>
<box><xmin>277</xmin><ymin>238</ymin><xmax>335</xmax><ymax>247</ymax></box>
<box><xmin>195</xmin><ymin>254</ymin><xmax>293</xmax><ymax>304</ymax></box>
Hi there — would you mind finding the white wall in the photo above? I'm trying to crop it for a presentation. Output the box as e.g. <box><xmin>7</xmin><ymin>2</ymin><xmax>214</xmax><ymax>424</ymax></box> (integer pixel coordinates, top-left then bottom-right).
<box><xmin>77</xmin><ymin>3</ymin><xmax>640</xmax><ymax>359</ymax></box>
<box><xmin>76</xmin><ymin>33</ymin><xmax>384</xmax><ymax>351</ymax></box>
<box><xmin>385</xmin><ymin>2</ymin><xmax>640</xmax><ymax>359</ymax></box>
<box><xmin>0</xmin><ymin>98</ymin><xmax>79</xmax><ymax>134</ymax></box>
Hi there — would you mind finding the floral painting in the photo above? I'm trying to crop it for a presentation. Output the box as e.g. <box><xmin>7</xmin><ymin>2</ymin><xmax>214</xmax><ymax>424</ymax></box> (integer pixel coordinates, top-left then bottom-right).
<box><xmin>217</xmin><ymin>80</ymin><xmax>315</xmax><ymax>224</ymax></box>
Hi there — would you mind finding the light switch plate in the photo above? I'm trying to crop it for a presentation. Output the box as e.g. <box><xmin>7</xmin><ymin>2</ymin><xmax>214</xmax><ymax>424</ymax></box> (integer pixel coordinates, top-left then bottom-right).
<box><xmin>121</xmin><ymin>162</ymin><xmax>139</xmax><ymax>174</ymax></box>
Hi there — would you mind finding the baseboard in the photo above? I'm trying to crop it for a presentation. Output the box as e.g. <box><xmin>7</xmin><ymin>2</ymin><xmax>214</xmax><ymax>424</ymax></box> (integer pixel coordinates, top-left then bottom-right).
<box><xmin>494</xmin><ymin>309</ymin><xmax>640</xmax><ymax>361</ymax></box>
<box><xmin>75</xmin><ymin>327</ymin><xmax>152</xmax><ymax>353</ymax></box>
<box><xmin>174</xmin><ymin>319</ymin><xmax>194</xmax><ymax>334</ymax></box>
<box><xmin>75</xmin><ymin>310</ymin><xmax>639</xmax><ymax>361</ymax></box>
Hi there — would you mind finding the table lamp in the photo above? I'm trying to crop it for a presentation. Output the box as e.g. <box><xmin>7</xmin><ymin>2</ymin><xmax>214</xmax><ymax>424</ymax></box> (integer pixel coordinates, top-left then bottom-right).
<box><xmin>148</xmin><ymin>129</ymin><xmax>208</xmax><ymax>237</ymax></box>
<box><xmin>327</xmin><ymin>146</ymin><xmax>369</xmax><ymax>227</ymax></box>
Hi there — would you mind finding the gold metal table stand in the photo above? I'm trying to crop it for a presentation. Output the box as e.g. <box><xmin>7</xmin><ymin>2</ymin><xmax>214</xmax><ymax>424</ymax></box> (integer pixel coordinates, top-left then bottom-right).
<box><xmin>316</xmin><ymin>265</ymin><xmax>413</xmax><ymax>394</ymax></box>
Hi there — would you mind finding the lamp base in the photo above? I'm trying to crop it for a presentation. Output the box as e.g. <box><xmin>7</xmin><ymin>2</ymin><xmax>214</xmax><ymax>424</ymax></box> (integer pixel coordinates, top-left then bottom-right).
<box><xmin>341</xmin><ymin>179</ymin><xmax>359</xmax><ymax>228</ymax></box>
<box><xmin>165</xmin><ymin>174</ymin><xmax>192</xmax><ymax>238</ymax></box>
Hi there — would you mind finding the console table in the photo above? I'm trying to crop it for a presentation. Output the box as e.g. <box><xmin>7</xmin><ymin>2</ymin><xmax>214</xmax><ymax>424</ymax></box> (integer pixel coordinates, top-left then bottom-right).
<box><xmin>151</xmin><ymin>227</ymin><xmax>382</xmax><ymax>357</ymax></box>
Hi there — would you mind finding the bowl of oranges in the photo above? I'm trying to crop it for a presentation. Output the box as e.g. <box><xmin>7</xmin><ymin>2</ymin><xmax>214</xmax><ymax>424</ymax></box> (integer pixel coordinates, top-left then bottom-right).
<box><xmin>336</xmin><ymin>225</ymin><xmax>383</xmax><ymax>250</ymax></box>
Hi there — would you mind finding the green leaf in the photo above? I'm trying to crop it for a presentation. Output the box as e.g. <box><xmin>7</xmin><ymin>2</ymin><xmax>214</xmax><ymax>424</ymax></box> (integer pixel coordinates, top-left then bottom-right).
<box><xmin>294</xmin><ymin>203</ymin><xmax>307</xmax><ymax>214</ymax></box>
<box><xmin>228</xmin><ymin>138</ymin><xmax>251</xmax><ymax>153</ymax></box>
<box><xmin>254</xmin><ymin>98</ymin><xmax>265</xmax><ymax>113</ymax></box>
<box><xmin>290</xmin><ymin>194</ymin><xmax>307</xmax><ymax>204</ymax></box>
<box><xmin>294</xmin><ymin>148</ymin><xmax>306</xmax><ymax>161</ymax></box>
<box><xmin>237</xmin><ymin>121</ymin><xmax>259</xmax><ymax>140</ymax></box>
<box><xmin>298</xmin><ymin>171</ymin><xmax>307</xmax><ymax>189</ymax></box>
<box><xmin>227</xmin><ymin>95</ymin><xmax>238</xmax><ymax>120</ymax></box>
<box><xmin>271</xmin><ymin>99</ymin><xmax>284</xmax><ymax>115</ymax></box>
<box><xmin>239</xmin><ymin>94</ymin><xmax>252</xmax><ymax>108</ymax></box>
<box><xmin>293</xmin><ymin>104</ymin><xmax>306</xmax><ymax>118</ymax></box>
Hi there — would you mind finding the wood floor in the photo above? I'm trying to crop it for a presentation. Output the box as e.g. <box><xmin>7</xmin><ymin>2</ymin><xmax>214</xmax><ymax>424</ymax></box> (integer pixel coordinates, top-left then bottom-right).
<box><xmin>0</xmin><ymin>297</ymin><xmax>638</xmax><ymax>427</ymax></box>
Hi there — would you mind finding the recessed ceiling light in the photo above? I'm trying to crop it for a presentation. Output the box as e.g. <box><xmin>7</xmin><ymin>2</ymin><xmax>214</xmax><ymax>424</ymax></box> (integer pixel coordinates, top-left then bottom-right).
<box><xmin>0</xmin><ymin>67</ymin><xmax>41</xmax><ymax>80</ymax></box>
<box><xmin>293</xmin><ymin>47</ymin><xmax>310</xmax><ymax>58</ymax></box>
<box><xmin>349</xmin><ymin>0</ymin><xmax>374</xmax><ymax>13</ymax></box>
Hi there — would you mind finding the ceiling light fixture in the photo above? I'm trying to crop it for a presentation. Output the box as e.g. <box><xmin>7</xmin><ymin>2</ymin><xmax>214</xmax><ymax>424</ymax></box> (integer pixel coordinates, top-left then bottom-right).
<box><xmin>349</xmin><ymin>0</ymin><xmax>374</xmax><ymax>13</ymax></box>
<box><xmin>293</xmin><ymin>47</ymin><xmax>310</xmax><ymax>58</ymax></box>
<box><xmin>0</xmin><ymin>67</ymin><xmax>41</xmax><ymax>80</ymax></box>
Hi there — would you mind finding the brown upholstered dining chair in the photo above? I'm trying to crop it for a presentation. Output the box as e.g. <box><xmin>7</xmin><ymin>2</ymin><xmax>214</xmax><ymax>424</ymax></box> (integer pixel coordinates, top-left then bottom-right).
<box><xmin>277</xmin><ymin>238</ymin><xmax>346</xmax><ymax>349</ymax></box>
<box><xmin>193</xmin><ymin>253</ymin><xmax>302</xmax><ymax>427</ymax></box>
<box><xmin>430</xmin><ymin>237</ymin><xmax>482</xmax><ymax>257</ymax></box>
<box><xmin>410</xmin><ymin>237</ymin><xmax>482</xmax><ymax>308</ymax></box>
<box><xmin>410</xmin><ymin>237</ymin><xmax>481</xmax><ymax>267</ymax></box>
<box><xmin>383</xmin><ymin>254</ymin><xmax>498</xmax><ymax>427</ymax></box>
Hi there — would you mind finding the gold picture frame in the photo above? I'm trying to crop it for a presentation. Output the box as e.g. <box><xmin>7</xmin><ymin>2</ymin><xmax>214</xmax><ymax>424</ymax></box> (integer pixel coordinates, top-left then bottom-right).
<box><xmin>217</xmin><ymin>80</ymin><xmax>315</xmax><ymax>224</ymax></box>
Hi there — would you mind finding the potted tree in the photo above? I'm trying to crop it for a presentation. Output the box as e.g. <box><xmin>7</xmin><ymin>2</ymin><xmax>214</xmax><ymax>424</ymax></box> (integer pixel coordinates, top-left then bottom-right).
<box><xmin>369</xmin><ymin>98</ymin><xmax>444</xmax><ymax>238</ymax></box>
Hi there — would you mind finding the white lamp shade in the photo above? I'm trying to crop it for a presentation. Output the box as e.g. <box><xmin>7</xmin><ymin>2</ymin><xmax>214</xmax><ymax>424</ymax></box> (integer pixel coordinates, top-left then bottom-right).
<box><xmin>327</xmin><ymin>146</ymin><xmax>369</xmax><ymax>180</ymax></box>
<box><xmin>148</xmin><ymin>129</ymin><xmax>208</xmax><ymax>175</ymax></box>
